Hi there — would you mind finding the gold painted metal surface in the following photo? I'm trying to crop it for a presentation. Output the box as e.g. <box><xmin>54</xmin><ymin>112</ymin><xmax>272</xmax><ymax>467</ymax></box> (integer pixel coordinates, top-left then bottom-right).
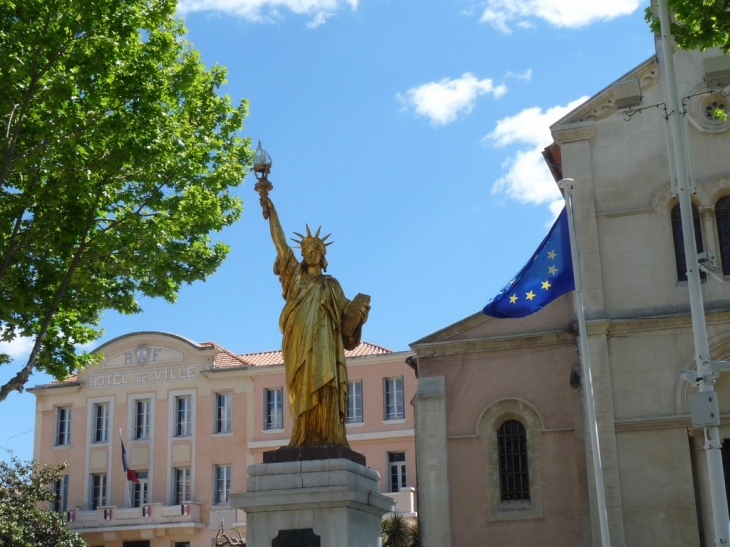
<box><xmin>260</xmin><ymin>194</ymin><xmax>370</xmax><ymax>448</ymax></box>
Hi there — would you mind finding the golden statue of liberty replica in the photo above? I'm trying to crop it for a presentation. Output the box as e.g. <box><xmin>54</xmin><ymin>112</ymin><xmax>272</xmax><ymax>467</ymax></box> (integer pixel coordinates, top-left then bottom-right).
<box><xmin>254</xmin><ymin>143</ymin><xmax>370</xmax><ymax>449</ymax></box>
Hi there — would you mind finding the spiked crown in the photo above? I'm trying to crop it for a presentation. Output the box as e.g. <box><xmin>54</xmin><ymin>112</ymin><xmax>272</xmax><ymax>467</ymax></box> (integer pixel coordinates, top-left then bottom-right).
<box><xmin>291</xmin><ymin>224</ymin><xmax>334</xmax><ymax>254</ymax></box>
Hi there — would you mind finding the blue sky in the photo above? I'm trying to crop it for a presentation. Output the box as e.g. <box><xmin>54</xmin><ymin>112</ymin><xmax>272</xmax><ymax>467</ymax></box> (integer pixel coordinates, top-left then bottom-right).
<box><xmin>0</xmin><ymin>0</ymin><xmax>656</xmax><ymax>462</ymax></box>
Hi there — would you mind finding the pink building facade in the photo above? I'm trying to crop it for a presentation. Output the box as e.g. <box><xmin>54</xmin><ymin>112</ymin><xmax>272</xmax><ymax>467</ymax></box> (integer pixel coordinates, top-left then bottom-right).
<box><xmin>411</xmin><ymin>295</ymin><xmax>586</xmax><ymax>547</ymax></box>
<box><xmin>30</xmin><ymin>331</ymin><xmax>417</xmax><ymax>547</ymax></box>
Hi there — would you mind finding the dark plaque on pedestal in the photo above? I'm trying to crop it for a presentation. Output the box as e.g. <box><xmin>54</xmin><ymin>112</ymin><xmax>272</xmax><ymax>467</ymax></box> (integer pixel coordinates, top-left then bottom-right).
<box><xmin>263</xmin><ymin>445</ymin><xmax>366</xmax><ymax>466</ymax></box>
<box><xmin>272</xmin><ymin>528</ymin><xmax>321</xmax><ymax>547</ymax></box>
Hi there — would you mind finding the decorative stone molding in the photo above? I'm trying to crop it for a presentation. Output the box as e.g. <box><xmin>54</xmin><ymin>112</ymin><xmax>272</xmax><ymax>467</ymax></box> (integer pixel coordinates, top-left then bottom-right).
<box><xmin>685</xmin><ymin>87</ymin><xmax>730</xmax><ymax>134</ymax></box>
<box><xmin>553</xmin><ymin>57</ymin><xmax>659</xmax><ymax>127</ymax></box>
<box><xmin>412</xmin><ymin>330</ymin><xmax>574</xmax><ymax>358</ymax></box>
<box><xmin>699</xmin><ymin>205</ymin><xmax>716</xmax><ymax>222</ymax></box>
<box><xmin>702</xmin><ymin>175</ymin><xmax>730</xmax><ymax>203</ymax></box>
<box><xmin>477</xmin><ymin>398</ymin><xmax>544</xmax><ymax>521</ymax></box>
<box><xmin>552</xmin><ymin>120</ymin><xmax>596</xmax><ymax>145</ymax></box>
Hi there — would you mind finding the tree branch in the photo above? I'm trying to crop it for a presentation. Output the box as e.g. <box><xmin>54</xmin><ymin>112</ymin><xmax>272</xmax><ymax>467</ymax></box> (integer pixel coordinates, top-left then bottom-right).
<box><xmin>0</xmin><ymin>189</ymin><xmax>101</xmax><ymax>402</ymax></box>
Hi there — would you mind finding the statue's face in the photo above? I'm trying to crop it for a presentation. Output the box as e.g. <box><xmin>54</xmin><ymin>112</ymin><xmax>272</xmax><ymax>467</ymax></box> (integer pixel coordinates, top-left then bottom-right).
<box><xmin>301</xmin><ymin>243</ymin><xmax>324</xmax><ymax>268</ymax></box>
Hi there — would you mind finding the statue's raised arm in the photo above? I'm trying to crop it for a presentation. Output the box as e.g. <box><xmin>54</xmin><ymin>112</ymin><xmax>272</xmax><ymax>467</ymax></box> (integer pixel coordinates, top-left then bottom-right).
<box><xmin>260</xmin><ymin>195</ymin><xmax>289</xmax><ymax>261</ymax></box>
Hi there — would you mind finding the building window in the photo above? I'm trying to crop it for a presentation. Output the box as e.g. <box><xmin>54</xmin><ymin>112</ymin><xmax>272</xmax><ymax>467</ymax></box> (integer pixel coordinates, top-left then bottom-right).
<box><xmin>672</xmin><ymin>202</ymin><xmax>705</xmax><ymax>282</ymax></box>
<box><xmin>716</xmin><ymin>197</ymin><xmax>730</xmax><ymax>275</ymax></box>
<box><xmin>92</xmin><ymin>403</ymin><xmax>109</xmax><ymax>443</ymax></box>
<box><xmin>55</xmin><ymin>407</ymin><xmax>71</xmax><ymax>446</ymax></box>
<box><xmin>133</xmin><ymin>471</ymin><xmax>149</xmax><ymax>507</ymax></box>
<box><xmin>264</xmin><ymin>388</ymin><xmax>283</xmax><ymax>430</ymax></box>
<box><xmin>90</xmin><ymin>473</ymin><xmax>107</xmax><ymax>509</ymax></box>
<box><xmin>134</xmin><ymin>399</ymin><xmax>151</xmax><ymax>440</ymax></box>
<box><xmin>173</xmin><ymin>467</ymin><xmax>191</xmax><ymax>505</ymax></box>
<box><xmin>214</xmin><ymin>464</ymin><xmax>232</xmax><ymax>504</ymax></box>
<box><xmin>174</xmin><ymin>396</ymin><xmax>191</xmax><ymax>437</ymax></box>
<box><xmin>347</xmin><ymin>381</ymin><xmax>363</xmax><ymax>423</ymax></box>
<box><xmin>51</xmin><ymin>475</ymin><xmax>68</xmax><ymax>512</ymax></box>
<box><xmin>173</xmin><ymin>543</ymin><xmax>190</xmax><ymax>547</ymax></box>
<box><xmin>214</xmin><ymin>393</ymin><xmax>232</xmax><ymax>434</ymax></box>
<box><xmin>497</xmin><ymin>420</ymin><xmax>530</xmax><ymax>502</ymax></box>
<box><xmin>388</xmin><ymin>452</ymin><xmax>407</xmax><ymax>493</ymax></box>
<box><xmin>383</xmin><ymin>377</ymin><xmax>404</xmax><ymax>421</ymax></box>
<box><xmin>478</xmin><ymin>400</ymin><xmax>543</xmax><ymax>521</ymax></box>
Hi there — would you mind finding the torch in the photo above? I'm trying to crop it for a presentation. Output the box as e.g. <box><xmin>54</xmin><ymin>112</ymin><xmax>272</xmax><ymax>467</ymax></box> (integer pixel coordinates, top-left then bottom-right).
<box><xmin>252</xmin><ymin>141</ymin><xmax>273</xmax><ymax>219</ymax></box>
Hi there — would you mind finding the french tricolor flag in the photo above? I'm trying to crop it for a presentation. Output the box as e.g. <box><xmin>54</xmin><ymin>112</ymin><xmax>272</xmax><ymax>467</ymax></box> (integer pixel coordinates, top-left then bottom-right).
<box><xmin>121</xmin><ymin>439</ymin><xmax>140</xmax><ymax>483</ymax></box>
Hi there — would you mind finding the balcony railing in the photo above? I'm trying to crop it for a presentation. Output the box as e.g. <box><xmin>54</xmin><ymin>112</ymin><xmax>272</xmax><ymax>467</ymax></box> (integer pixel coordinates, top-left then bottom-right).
<box><xmin>66</xmin><ymin>502</ymin><xmax>201</xmax><ymax>530</ymax></box>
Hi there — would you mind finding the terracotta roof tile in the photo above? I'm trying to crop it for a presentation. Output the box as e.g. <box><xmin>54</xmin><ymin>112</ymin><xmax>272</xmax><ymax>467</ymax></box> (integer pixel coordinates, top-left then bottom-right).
<box><xmin>232</xmin><ymin>341</ymin><xmax>393</xmax><ymax>368</ymax></box>
<box><xmin>345</xmin><ymin>341</ymin><xmax>392</xmax><ymax>358</ymax></box>
<box><xmin>236</xmin><ymin>349</ymin><xmax>282</xmax><ymax>367</ymax></box>
<box><xmin>203</xmin><ymin>342</ymin><xmax>250</xmax><ymax>368</ymax></box>
<box><xmin>50</xmin><ymin>374</ymin><xmax>78</xmax><ymax>384</ymax></box>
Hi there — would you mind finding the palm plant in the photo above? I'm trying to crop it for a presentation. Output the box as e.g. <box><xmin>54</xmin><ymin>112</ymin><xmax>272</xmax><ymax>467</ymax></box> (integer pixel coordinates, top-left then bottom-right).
<box><xmin>408</xmin><ymin>520</ymin><xmax>421</xmax><ymax>547</ymax></box>
<box><xmin>382</xmin><ymin>513</ymin><xmax>418</xmax><ymax>547</ymax></box>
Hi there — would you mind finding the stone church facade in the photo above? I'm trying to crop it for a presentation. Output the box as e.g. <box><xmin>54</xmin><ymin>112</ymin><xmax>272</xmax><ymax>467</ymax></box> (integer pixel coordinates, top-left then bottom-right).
<box><xmin>411</xmin><ymin>38</ymin><xmax>730</xmax><ymax>546</ymax></box>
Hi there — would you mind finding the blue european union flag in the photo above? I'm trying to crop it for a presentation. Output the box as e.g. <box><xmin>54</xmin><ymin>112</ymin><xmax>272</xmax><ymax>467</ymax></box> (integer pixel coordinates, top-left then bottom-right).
<box><xmin>483</xmin><ymin>208</ymin><xmax>575</xmax><ymax>318</ymax></box>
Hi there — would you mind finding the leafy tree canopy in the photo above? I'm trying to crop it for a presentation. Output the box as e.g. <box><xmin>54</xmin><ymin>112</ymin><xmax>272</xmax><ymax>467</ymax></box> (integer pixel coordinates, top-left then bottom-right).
<box><xmin>0</xmin><ymin>0</ymin><xmax>252</xmax><ymax>401</ymax></box>
<box><xmin>0</xmin><ymin>459</ymin><xmax>86</xmax><ymax>547</ymax></box>
<box><xmin>646</xmin><ymin>0</ymin><xmax>730</xmax><ymax>53</ymax></box>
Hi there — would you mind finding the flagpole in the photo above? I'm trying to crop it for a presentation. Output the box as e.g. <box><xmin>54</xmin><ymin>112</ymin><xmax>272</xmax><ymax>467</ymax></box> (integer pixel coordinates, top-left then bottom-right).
<box><xmin>655</xmin><ymin>1</ymin><xmax>730</xmax><ymax>544</ymax></box>
<box><xmin>558</xmin><ymin>179</ymin><xmax>612</xmax><ymax>547</ymax></box>
<box><xmin>119</xmin><ymin>429</ymin><xmax>131</xmax><ymax>509</ymax></box>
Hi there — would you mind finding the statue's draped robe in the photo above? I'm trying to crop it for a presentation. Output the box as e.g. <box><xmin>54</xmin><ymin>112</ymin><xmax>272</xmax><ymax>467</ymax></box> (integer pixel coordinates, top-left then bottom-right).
<box><xmin>275</xmin><ymin>248</ymin><xmax>363</xmax><ymax>447</ymax></box>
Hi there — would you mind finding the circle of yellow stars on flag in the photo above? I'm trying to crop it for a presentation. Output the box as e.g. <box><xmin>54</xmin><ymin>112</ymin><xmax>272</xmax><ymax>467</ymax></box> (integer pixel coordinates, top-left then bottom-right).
<box><xmin>508</xmin><ymin>248</ymin><xmax>561</xmax><ymax>305</ymax></box>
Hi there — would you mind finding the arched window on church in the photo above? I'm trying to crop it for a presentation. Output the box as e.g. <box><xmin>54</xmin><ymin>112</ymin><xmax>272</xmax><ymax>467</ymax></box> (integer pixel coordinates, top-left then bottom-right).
<box><xmin>715</xmin><ymin>197</ymin><xmax>730</xmax><ymax>275</ymax></box>
<box><xmin>672</xmin><ymin>203</ymin><xmax>704</xmax><ymax>282</ymax></box>
<box><xmin>497</xmin><ymin>419</ymin><xmax>530</xmax><ymax>502</ymax></box>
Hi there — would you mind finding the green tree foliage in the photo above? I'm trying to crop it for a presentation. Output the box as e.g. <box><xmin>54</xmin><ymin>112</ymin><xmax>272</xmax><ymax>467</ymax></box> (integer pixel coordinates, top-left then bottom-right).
<box><xmin>0</xmin><ymin>0</ymin><xmax>252</xmax><ymax>401</ymax></box>
<box><xmin>382</xmin><ymin>513</ymin><xmax>420</xmax><ymax>547</ymax></box>
<box><xmin>0</xmin><ymin>459</ymin><xmax>86</xmax><ymax>547</ymax></box>
<box><xmin>645</xmin><ymin>0</ymin><xmax>730</xmax><ymax>53</ymax></box>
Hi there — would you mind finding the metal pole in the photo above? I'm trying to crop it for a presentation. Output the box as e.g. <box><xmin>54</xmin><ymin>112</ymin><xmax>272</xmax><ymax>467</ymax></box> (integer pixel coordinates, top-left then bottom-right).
<box><xmin>656</xmin><ymin>1</ymin><xmax>730</xmax><ymax>544</ymax></box>
<box><xmin>559</xmin><ymin>179</ymin><xmax>612</xmax><ymax>547</ymax></box>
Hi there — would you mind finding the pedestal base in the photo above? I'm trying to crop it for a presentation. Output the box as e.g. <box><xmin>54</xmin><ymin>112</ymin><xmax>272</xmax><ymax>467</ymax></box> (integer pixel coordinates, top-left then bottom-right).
<box><xmin>231</xmin><ymin>459</ymin><xmax>395</xmax><ymax>547</ymax></box>
<box><xmin>263</xmin><ymin>445</ymin><xmax>366</xmax><ymax>466</ymax></box>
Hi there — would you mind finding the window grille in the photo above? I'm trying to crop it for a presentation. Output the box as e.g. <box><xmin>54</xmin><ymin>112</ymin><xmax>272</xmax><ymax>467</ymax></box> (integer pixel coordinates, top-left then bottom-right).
<box><xmin>497</xmin><ymin>420</ymin><xmax>530</xmax><ymax>502</ymax></box>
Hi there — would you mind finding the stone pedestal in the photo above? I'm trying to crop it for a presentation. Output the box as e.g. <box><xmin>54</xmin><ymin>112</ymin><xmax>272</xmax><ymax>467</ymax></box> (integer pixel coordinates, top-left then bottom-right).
<box><xmin>231</xmin><ymin>458</ymin><xmax>395</xmax><ymax>547</ymax></box>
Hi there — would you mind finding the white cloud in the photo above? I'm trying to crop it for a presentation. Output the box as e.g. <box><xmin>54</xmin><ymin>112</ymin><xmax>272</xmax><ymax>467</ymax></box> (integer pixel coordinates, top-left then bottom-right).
<box><xmin>177</xmin><ymin>0</ymin><xmax>358</xmax><ymax>24</ymax></box>
<box><xmin>486</xmin><ymin>97</ymin><xmax>587</xmax><ymax>210</ymax></box>
<box><xmin>0</xmin><ymin>337</ymin><xmax>35</xmax><ymax>362</ymax></box>
<box><xmin>397</xmin><ymin>73</ymin><xmax>508</xmax><ymax>126</ymax></box>
<box><xmin>505</xmin><ymin>69</ymin><xmax>533</xmax><ymax>82</ymax></box>
<box><xmin>480</xmin><ymin>0</ymin><xmax>642</xmax><ymax>33</ymax></box>
<box><xmin>307</xmin><ymin>11</ymin><xmax>333</xmax><ymax>27</ymax></box>
<box><xmin>0</xmin><ymin>336</ymin><xmax>97</xmax><ymax>365</ymax></box>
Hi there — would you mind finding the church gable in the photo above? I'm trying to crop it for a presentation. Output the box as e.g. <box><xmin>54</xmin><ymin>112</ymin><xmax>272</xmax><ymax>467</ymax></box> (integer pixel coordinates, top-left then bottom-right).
<box><xmin>411</xmin><ymin>292</ymin><xmax>574</xmax><ymax>352</ymax></box>
<box><xmin>552</xmin><ymin>56</ymin><xmax>660</xmax><ymax>128</ymax></box>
